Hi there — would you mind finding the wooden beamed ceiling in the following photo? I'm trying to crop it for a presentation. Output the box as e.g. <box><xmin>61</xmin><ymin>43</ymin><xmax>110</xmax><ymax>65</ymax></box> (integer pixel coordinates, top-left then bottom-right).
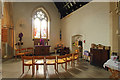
<box><xmin>54</xmin><ymin>2</ymin><xmax>91</xmax><ymax>19</ymax></box>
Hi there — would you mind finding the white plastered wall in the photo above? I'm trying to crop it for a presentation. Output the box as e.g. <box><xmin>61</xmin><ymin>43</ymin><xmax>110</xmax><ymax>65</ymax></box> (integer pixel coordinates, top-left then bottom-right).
<box><xmin>13</xmin><ymin>2</ymin><xmax>61</xmax><ymax>52</ymax></box>
<box><xmin>61</xmin><ymin>2</ymin><xmax>111</xmax><ymax>52</ymax></box>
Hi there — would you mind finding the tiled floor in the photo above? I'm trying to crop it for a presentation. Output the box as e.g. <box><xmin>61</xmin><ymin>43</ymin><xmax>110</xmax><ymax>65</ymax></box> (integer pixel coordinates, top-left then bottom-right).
<box><xmin>2</xmin><ymin>58</ymin><xmax>112</xmax><ymax>79</ymax></box>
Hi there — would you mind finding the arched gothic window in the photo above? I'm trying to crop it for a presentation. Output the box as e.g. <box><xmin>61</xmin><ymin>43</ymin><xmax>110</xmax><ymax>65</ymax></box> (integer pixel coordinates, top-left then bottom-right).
<box><xmin>32</xmin><ymin>8</ymin><xmax>50</xmax><ymax>39</ymax></box>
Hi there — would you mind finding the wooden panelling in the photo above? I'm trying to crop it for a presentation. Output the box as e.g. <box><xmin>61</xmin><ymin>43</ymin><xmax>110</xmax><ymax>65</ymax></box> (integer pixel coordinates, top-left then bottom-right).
<box><xmin>1</xmin><ymin>2</ymin><xmax>14</xmax><ymax>58</ymax></box>
<box><xmin>2</xmin><ymin>2</ymin><xmax>13</xmax><ymax>28</ymax></box>
<box><xmin>34</xmin><ymin>45</ymin><xmax>50</xmax><ymax>55</ymax></box>
<box><xmin>2</xmin><ymin>28</ymin><xmax>8</xmax><ymax>42</ymax></box>
<box><xmin>90</xmin><ymin>47</ymin><xmax>110</xmax><ymax>67</ymax></box>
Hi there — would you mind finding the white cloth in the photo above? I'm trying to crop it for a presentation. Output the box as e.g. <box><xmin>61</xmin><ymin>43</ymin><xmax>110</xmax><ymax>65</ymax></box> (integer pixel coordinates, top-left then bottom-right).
<box><xmin>103</xmin><ymin>59</ymin><xmax>120</xmax><ymax>71</ymax></box>
<box><xmin>111</xmin><ymin>56</ymin><xmax>117</xmax><ymax>61</ymax></box>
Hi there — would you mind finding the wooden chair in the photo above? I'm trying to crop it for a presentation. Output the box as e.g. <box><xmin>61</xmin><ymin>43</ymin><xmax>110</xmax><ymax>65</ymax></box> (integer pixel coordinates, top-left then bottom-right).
<box><xmin>33</xmin><ymin>56</ymin><xmax>45</xmax><ymax>74</ymax></box>
<box><xmin>65</xmin><ymin>53</ymin><xmax>73</xmax><ymax>67</ymax></box>
<box><xmin>22</xmin><ymin>56</ymin><xmax>34</xmax><ymax>75</ymax></box>
<box><xmin>83</xmin><ymin>51</ymin><xmax>90</xmax><ymax>62</ymax></box>
<box><xmin>45</xmin><ymin>56</ymin><xmax>56</xmax><ymax>72</ymax></box>
<box><xmin>108</xmin><ymin>67</ymin><xmax>120</xmax><ymax>79</ymax></box>
<box><xmin>83</xmin><ymin>55</ymin><xmax>90</xmax><ymax>62</ymax></box>
<box><xmin>72</xmin><ymin>53</ymin><xmax>79</xmax><ymax>66</ymax></box>
<box><xmin>15</xmin><ymin>48</ymin><xmax>26</xmax><ymax>60</ymax></box>
<box><xmin>56</xmin><ymin>55</ymin><xmax>67</xmax><ymax>71</ymax></box>
<box><xmin>25</xmin><ymin>47</ymin><xmax>34</xmax><ymax>55</ymax></box>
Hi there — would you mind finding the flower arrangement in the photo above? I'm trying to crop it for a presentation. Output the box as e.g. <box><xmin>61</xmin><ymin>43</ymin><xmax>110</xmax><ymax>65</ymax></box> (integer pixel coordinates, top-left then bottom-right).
<box><xmin>40</xmin><ymin>38</ymin><xmax>44</xmax><ymax>45</ymax></box>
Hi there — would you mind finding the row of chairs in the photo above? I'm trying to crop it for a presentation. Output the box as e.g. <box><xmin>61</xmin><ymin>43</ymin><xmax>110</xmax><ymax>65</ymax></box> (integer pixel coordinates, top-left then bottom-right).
<box><xmin>22</xmin><ymin>53</ymin><xmax>79</xmax><ymax>76</ymax></box>
<box><xmin>15</xmin><ymin>47</ymin><xmax>34</xmax><ymax>60</ymax></box>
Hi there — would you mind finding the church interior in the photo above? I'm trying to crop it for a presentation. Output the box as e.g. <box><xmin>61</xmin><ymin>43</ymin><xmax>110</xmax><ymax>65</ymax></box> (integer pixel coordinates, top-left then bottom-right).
<box><xmin>0</xmin><ymin>0</ymin><xmax>120</xmax><ymax>79</ymax></box>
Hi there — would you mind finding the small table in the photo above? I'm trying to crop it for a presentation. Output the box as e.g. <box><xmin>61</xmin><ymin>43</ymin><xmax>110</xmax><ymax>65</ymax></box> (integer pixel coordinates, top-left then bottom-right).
<box><xmin>103</xmin><ymin>59</ymin><xmax>120</xmax><ymax>79</ymax></box>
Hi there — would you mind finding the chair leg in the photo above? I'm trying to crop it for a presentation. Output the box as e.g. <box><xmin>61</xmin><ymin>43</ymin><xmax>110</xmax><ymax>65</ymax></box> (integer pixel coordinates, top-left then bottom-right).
<box><xmin>74</xmin><ymin>60</ymin><xmax>76</xmax><ymax>66</ymax></box>
<box><xmin>57</xmin><ymin>64</ymin><xmax>58</xmax><ymax>71</ymax></box>
<box><xmin>71</xmin><ymin>60</ymin><xmax>73</xmax><ymax>67</ymax></box>
<box><xmin>36</xmin><ymin>65</ymin><xmax>38</xmax><ymax>70</ymax></box>
<box><xmin>68</xmin><ymin>62</ymin><xmax>70</xmax><ymax>65</ymax></box>
<box><xmin>73</xmin><ymin>60</ymin><xmax>75</xmax><ymax>67</ymax></box>
<box><xmin>46</xmin><ymin>65</ymin><xmax>47</xmax><ymax>71</ymax></box>
<box><xmin>15</xmin><ymin>55</ymin><xmax>17</xmax><ymax>60</ymax></box>
<box><xmin>88</xmin><ymin>56</ymin><xmax>90</xmax><ymax>61</ymax></box>
<box><xmin>21</xmin><ymin>56</ymin><xmax>23</xmax><ymax>60</ymax></box>
<box><xmin>65</xmin><ymin>63</ymin><xmax>67</xmax><ymax>71</ymax></box>
<box><xmin>23</xmin><ymin>64</ymin><xmax>24</xmax><ymax>74</ymax></box>
<box><xmin>61</xmin><ymin>64</ymin><xmax>64</xmax><ymax>69</ymax></box>
<box><xmin>54</xmin><ymin>65</ymin><xmax>56</xmax><ymax>71</ymax></box>
<box><xmin>29</xmin><ymin>66</ymin><xmax>30</xmax><ymax>70</ymax></box>
<box><xmin>44</xmin><ymin>64</ymin><xmax>46</xmax><ymax>77</ymax></box>
<box><xmin>32</xmin><ymin>65</ymin><xmax>34</xmax><ymax>76</ymax></box>
<box><xmin>77</xmin><ymin>59</ymin><xmax>79</xmax><ymax>64</ymax></box>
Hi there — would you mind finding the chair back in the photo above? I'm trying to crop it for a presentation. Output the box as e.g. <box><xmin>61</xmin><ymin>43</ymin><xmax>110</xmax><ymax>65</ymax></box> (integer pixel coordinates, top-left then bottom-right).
<box><xmin>21</xmin><ymin>48</ymin><xmax>26</xmax><ymax>51</ymax></box>
<box><xmin>27</xmin><ymin>47</ymin><xmax>33</xmax><ymax>51</ymax></box>
<box><xmin>57</xmin><ymin>55</ymin><xmax>66</xmax><ymax>59</ymax></box>
<box><xmin>16</xmin><ymin>49</ymin><xmax>21</xmax><ymax>52</ymax></box>
<box><xmin>33</xmin><ymin>56</ymin><xmax>45</xmax><ymax>62</ymax></box>
<box><xmin>16</xmin><ymin>48</ymin><xmax>26</xmax><ymax>53</ymax></box>
<box><xmin>65</xmin><ymin>53</ymin><xmax>72</xmax><ymax>57</ymax></box>
<box><xmin>57</xmin><ymin>55</ymin><xmax>67</xmax><ymax>62</ymax></box>
<box><xmin>33</xmin><ymin>56</ymin><xmax>44</xmax><ymax>59</ymax></box>
<box><xmin>73</xmin><ymin>53</ymin><xmax>79</xmax><ymax>56</ymax></box>
<box><xmin>26</xmin><ymin>47</ymin><xmax>34</xmax><ymax>55</ymax></box>
<box><xmin>22</xmin><ymin>56</ymin><xmax>33</xmax><ymax>60</ymax></box>
<box><xmin>45</xmin><ymin>56</ymin><xmax>56</xmax><ymax>65</ymax></box>
<box><xmin>45</xmin><ymin>56</ymin><xmax>56</xmax><ymax>59</ymax></box>
<box><xmin>22</xmin><ymin>56</ymin><xmax>33</xmax><ymax>65</ymax></box>
<box><xmin>56</xmin><ymin>55</ymin><xmax>67</xmax><ymax>64</ymax></box>
<box><xmin>33</xmin><ymin>56</ymin><xmax>45</xmax><ymax>64</ymax></box>
<box><xmin>73</xmin><ymin>53</ymin><xmax>79</xmax><ymax>59</ymax></box>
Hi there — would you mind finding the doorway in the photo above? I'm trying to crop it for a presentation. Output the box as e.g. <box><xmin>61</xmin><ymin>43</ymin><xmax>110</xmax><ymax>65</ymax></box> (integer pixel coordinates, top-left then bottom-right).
<box><xmin>72</xmin><ymin>34</ymin><xmax>83</xmax><ymax>58</ymax></box>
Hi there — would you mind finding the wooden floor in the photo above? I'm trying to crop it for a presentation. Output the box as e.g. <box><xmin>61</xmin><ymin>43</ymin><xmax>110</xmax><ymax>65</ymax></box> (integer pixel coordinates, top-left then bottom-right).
<box><xmin>2</xmin><ymin>58</ymin><xmax>111</xmax><ymax>79</ymax></box>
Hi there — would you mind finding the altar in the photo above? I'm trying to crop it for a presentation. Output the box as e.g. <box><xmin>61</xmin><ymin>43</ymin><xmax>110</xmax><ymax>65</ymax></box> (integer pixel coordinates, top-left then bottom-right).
<box><xmin>34</xmin><ymin>45</ymin><xmax>50</xmax><ymax>55</ymax></box>
<box><xmin>34</xmin><ymin>39</ymin><xmax>50</xmax><ymax>55</ymax></box>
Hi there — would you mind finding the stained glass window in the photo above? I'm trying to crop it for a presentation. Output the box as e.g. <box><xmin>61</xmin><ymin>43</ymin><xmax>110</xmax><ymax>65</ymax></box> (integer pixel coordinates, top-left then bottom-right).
<box><xmin>32</xmin><ymin>8</ymin><xmax>49</xmax><ymax>39</ymax></box>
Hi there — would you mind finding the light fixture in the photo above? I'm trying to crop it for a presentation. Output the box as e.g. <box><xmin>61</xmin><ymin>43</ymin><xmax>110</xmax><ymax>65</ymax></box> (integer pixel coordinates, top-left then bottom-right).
<box><xmin>19</xmin><ymin>20</ymin><xmax>24</xmax><ymax>27</ymax></box>
<box><xmin>20</xmin><ymin>23</ymin><xmax>24</xmax><ymax>27</ymax></box>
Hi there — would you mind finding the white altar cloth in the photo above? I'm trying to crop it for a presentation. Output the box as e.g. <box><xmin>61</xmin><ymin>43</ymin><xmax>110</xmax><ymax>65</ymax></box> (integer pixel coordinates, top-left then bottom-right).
<box><xmin>103</xmin><ymin>59</ymin><xmax>120</xmax><ymax>71</ymax></box>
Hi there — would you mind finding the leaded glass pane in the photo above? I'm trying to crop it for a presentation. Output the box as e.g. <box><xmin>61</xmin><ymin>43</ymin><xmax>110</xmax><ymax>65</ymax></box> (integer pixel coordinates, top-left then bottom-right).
<box><xmin>41</xmin><ymin>19</ymin><xmax>47</xmax><ymax>38</ymax></box>
<box><xmin>34</xmin><ymin>18</ymin><xmax>40</xmax><ymax>38</ymax></box>
<box><xmin>37</xmin><ymin>14</ymin><xmax>40</xmax><ymax>17</ymax></box>
<box><xmin>32</xmin><ymin>9</ymin><xmax>49</xmax><ymax>39</ymax></box>
<box><xmin>39</xmin><ymin>11</ymin><xmax>42</xmax><ymax>15</ymax></box>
